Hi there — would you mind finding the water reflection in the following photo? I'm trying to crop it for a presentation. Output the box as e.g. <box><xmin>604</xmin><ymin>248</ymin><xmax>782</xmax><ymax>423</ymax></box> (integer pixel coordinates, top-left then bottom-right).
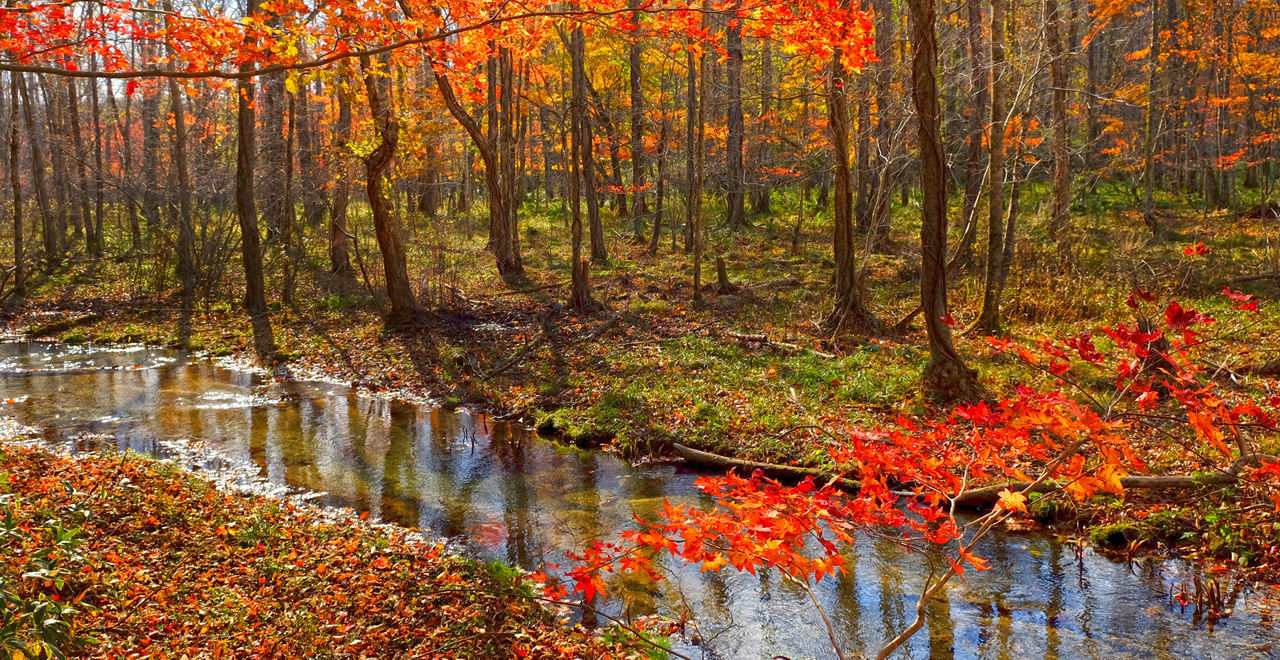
<box><xmin>1</xmin><ymin>341</ymin><xmax>1276</xmax><ymax>660</ymax></box>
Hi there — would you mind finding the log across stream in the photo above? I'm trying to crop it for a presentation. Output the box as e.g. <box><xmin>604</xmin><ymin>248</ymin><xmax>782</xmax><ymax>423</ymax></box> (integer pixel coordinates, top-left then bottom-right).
<box><xmin>2</xmin><ymin>340</ymin><xmax>1276</xmax><ymax>659</ymax></box>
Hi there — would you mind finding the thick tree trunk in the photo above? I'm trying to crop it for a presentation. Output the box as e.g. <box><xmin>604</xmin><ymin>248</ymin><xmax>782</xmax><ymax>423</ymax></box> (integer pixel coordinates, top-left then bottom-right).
<box><xmin>910</xmin><ymin>0</ymin><xmax>981</xmax><ymax>402</ymax></box>
<box><xmin>569</xmin><ymin>26</ymin><xmax>600</xmax><ymax>312</ymax></box>
<box><xmin>970</xmin><ymin>0</ymin><xmax>1009</xmax><ymax>337</ymax></box>
<box><xmin>236</xmin><ymin>75</ymin><xmax>269</xmax><ymax>321</ymax></box>
<box><xmin>361</xmin><ymin>57</ymin><xmax>422</xmax><ymax>322</ymax></box>
<box><xmin>824</xmin><ymin>35</ymin><xmax>881</xmax><ymax>334</ymax></box>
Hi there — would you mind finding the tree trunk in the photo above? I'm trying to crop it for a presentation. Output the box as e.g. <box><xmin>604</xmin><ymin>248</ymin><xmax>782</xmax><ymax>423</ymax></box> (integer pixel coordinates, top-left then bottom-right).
<box><xmin>236</xmin><ymin>74</ymin><xmax>268</xmax><ymax>320</ymax></box>
<box><xmin>140</xmin><ymin>76</ymin><xmax>161</xmax><ymax>246</ymax></box>
<box><xmin>684</xmin><ymin>42</ymin><xmax>697</xmax><ymax>255</ymax></box>
<box><xmin>89</xmin><ymin>43</ymin><xmax>105</xmax><ymax>256</ymax></box>
<box><xmin>435</xmin><ymin>59</ymin><xmax>525</xmax><ymax>283</ymax></box>
<box><xmin>824</xmin><ymin>31</ymin><xmax>882</xmax><ymax>334</ymax></box>
<box><xmin>361</xmin><ymin>57</ymin><xmax>422</xmax><ymax>322</ymax></box>
<box><xmin>167</xmin><ymin>76</ymin><xmax>195</xmax><ymax>304</ymax></box>
<box><xmin>8</xmin><ymin>73</ymin><xmax>22</xmax><ymax>293</ymax></box>
<box><xmin>297</xmin><ymin>78</ymin><xmax>326</xmax><ymax>230</ymax></box>
<box><xmin>1047</xmin><ymin>0</ymin><xmax>1071</xmax><ymax>264</ymax></box>
<box><xmin>970</xmin><ymin>0</ymin><xmax>1009</xmax><ymax>336</ymax></box>
<box><xmin>17</xmin><ymin>74</ymin><xmax>54</xmax><ymax>265</ymax></box>
<box><xmin>628</xmin><ymin>0</ymin><xmax>647</xmax><ymax>242</ymax></box>
<box><xmin>909</xmin><ymin>0</ymin><xmax>981</xmax><ymax>402</ymax></box>
<box><xmin>752</xmin><ymin>39</ymin><xmax>773</xmax><ymax>214</ymax></box>
<box><xmin>692</xmin><ymin>10</ymin><xmax>708</xmax><ymax>303</ymax></box>
<box><xmin>262</xmin><ymin>69</ymin><xmax>290</xmax><ymax>243</ymax></box>
<box><xmin>869</xmin><ymin>0</ymin><xmax>895</xmax><ymax>248</ymax></box>
<box><xmin>569</xmin><ymin>26</ymin><xmax>600</xmax><ymax>312</ymax></box>
<box><xmin>65</xmin><ymin>78</ymin><xmax>91</xmax><ymax>249</ymax></box>
<box><xmin>725</xmin><ymin>0</ymin><xmax>746</xmax><ymax>232</ymax></box>
<box><xmin>1142</xmin><ymin>0</ymin><xmax>1161</xmax><ymax>232</ymax></box>
<box><xmin>957</xmin><ymin>0</ymin><xmax>988</xmax><ymax>267</ymax></box>
<box><xmin>330</xmin><ymin>70</ymin><xmax>354</xmax><ymax>277</ymax></box>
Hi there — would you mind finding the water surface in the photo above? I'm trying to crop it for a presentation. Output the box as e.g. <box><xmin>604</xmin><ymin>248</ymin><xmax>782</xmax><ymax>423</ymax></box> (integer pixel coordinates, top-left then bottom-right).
<box><xmin>1</xmin><ymin>341</ymin><xmax>1275</xmax><ymax>659</ymax></box>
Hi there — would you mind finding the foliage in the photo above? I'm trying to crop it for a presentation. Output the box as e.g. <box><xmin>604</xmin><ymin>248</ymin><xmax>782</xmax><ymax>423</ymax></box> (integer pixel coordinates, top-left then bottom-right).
<box><xmin>0</xmin><ymin>448</ymin><xmax>653</xmax><ymax>659</ymax></box>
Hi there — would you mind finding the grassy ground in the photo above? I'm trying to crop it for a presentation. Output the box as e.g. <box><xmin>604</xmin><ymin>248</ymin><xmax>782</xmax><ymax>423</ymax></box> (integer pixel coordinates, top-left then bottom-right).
<box><xmin>4</xmin><ymin>184</ymin><xmax>1280</xmax><ymax>577</ymax></box>
<box><xmin>0</xmin><ymin>431</ymin><xmax>663</xmax><ymax>659</ymax></box>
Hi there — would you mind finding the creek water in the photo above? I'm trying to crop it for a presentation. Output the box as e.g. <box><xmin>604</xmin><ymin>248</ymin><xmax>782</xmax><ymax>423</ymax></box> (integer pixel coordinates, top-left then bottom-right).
<box><xmin>1</xmin><ymin>340</ymin><xmax>1276</xmax><ymax>659</ymax></box>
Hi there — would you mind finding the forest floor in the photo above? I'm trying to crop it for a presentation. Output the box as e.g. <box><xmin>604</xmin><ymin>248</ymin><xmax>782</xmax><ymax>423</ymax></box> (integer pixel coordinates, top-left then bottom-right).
<box><xmin>0</xmin><ymin>422</ymin><xmax>665</xmax><ymax>659</ymax></box>
<box><xmin>3</xmin><ymin>189</ymin><xmax>1280</xmax><ymax>582</ymax></box>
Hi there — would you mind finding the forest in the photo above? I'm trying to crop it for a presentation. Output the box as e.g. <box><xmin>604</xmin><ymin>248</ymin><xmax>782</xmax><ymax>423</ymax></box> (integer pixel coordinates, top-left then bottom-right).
<box><xmin>1</xmin><ymin>0</ymin><xmax>1280</xmax><ymax>656</ymax></box>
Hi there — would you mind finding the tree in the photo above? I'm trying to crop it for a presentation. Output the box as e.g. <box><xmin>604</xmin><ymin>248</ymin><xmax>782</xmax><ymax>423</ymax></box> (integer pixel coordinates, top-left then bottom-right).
<box><xmin>361</xmin><ymin>55</ymin><xmax>422</xmax><ymax>322</ymax></box>
<box><xmin>824</xmin><ymin>18</ymin><xmax>881</xmax><ymax>334</ymax></box>
<box><xmin>969</xmin><ymin>0</ymin><xmax>1010</xmax><ymax>337</ymax></box>
<box><xmin>911</xmin><ymin>0</ymin><xmax>981</xmax><ymax>401</ymax></box>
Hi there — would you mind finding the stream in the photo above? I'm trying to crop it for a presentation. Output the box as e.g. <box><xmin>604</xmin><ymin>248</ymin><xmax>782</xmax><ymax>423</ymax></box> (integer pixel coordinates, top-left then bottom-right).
<box><xmin>1</xmin><ymin>340</ymin><xmax>1276</xmax><ymax>659</ymax></box>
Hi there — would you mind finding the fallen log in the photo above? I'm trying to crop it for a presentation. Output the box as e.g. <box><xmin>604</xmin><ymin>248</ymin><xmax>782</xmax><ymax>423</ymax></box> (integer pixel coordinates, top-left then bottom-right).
<box><xmin>725</xmin><ymin>330</ymin><xmax>835</xmax><ymax>359</ymax></box>
<box><xmin>674</xmin><ymin>443</ymin><xmax>1279</xmax><ymax>510</ymax></box>
<box><xmin>671</xmin><ymin>443</ymin><xmax>861</xmax><ymax>490</ymax></box>
<box><xmin>953</xmin><ymin>453</ymin><xmax>1280</xmax><ymax>506</ymax></box>
<box><xmin>26</xmin><ymin>313</ymin><xmax>101</xmax><ymax>338</ymax></box>
<box><xmin>749</xmin><ymin>277</ymin><xmax>801</xmax><ymax>293</ymax></box>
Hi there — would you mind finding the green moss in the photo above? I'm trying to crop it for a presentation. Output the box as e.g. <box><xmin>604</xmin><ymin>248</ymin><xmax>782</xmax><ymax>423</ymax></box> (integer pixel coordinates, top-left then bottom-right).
<box><xmin>1089</xmin><ymin>522</ymin><xmax>1147</xmax><ymax>550</ymax></box>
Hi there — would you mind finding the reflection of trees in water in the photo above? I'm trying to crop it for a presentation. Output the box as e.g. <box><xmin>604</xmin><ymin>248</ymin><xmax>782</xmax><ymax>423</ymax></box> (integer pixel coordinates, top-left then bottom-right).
<box><xmin>491</xmin><ymin>423</ymin><xmax>538</xmax><ymax>568</ymax></box>
<box><xmin>830</xmin><ymin>543</ymin><xmax>868</xmax><ymax>658</ymax></box>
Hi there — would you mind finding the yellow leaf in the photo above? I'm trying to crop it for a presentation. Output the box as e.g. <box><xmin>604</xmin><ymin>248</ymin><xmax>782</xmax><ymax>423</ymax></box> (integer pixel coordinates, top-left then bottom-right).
<box><xmin>997</xmin><ymin>488</ymin><xmax>1028</xmax><ymax>513</ymax></box>
<box><xmin>285</xmin><ymin>77</ymin><xmax>299</xmax><ymax>95</ymax></box>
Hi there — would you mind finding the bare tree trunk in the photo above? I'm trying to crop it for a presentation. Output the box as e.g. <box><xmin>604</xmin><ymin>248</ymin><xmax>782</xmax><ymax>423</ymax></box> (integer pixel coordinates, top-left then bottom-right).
<box><xmin>167</xmin><ymin>75</ymin><xmax>195</xmax><ymax>304</ymax></box>
<box><xmin>725</xmin><ymin>0</ymin><xmax>746</xmax><ymax>232</ymax></box>
<box><xmin>8</xmin><ymin>73</ymin><xmax>22</xmax><ymax>293</ymax></box>
<box><xmin>89</xmin><ymin>43</ymin><xmax>105</xmax><ymax>256</ymax></box>
<box><xmin>684</xmin><ymin>42</ymin><xmax>696</xmax><ymax>254</ymax></box>
<box><xmin>106</xmin><ymin>80</ymin><xmax>140</xmax><ymax>252</ymax></box>
<box><xmin>262</xmin><ymin>69</ymin><xmax>290</xmax><ymax>242</ymax></box>
<box><xmin>297</xmin><ymin>78</ymin><xmax>326</xmax><ymax>230</ymax></box>
<box><xmin>825</xmin><ymin>28</ymin><xmax>882</xmax><ymax>334</ymax></box>
<box><xmin>957</xmin><ymin>0</ymin><xmax>988</xmax><ymax>267</ymax></box>
<box><xmin>970</xmin><ymin>0</ymin><xmax>1009</xmax><ymax>336</ymax></box>
<box><xmin>869</xmin><ymin>0</ymin><xmax>895</xmax><ymax>248</ymax></box>
<box><xmin>1142</xmin><ymin>0</ymin><xmax>1161</xmax><ymax>232</ymax></box>
<box><xmin>17</xmin><ymin>74</ymin><xmax>54</xmax><ymax>265</ymax></box>
<box><xmin>910</xmin><ymin>0</ymin><xmax>981</xmax><ymax>402</ymax></box>
<box><xmin>648</xmin><ymin>87</ymin><xmax>668</xmax><ymax>256</ymax></box>
<box><xmin>692</xmin><ymin>9</ymin><xmax>708</xmax><ymax>303</ymax></box>
<box><xmin>236</xmin><ymin>73</ymin><xmax>268</xmax><ymax>320</ymax></box>
<box><xmin>361</xmin><ymin>56</ymin><xmax>421</xmax><ymax>322</ymax></box>
<box><xmin>436</xmin><ymin>57</ymin><xmax>525</xmax><ymax>282</ymax></box>
<box><xmin>66</xmin><ymin>78</ymin><xmax>91</xmax><ymax>249</ymax></box>
<box><xmin>752</xmin><ymin>39</ymin><xmax>773</xmax><ymax>214</ymax></box>
<box><xmin>1047</xmin><ymin>0</ymin><xmax>1071</xmax><ymax>264</ymax></box>
<box><xmin>140</xmin><ymin>75</ymin><xmax>161</xmax><ymax>246</ymax></box>
<box><xmin>569</xmin><ymin>25</ymin><xmax>599</xmax><ymax>312</ymax></box>
<box><xmin>629</xmin><ymin>0</ymin><xmax>647</xmax><ymax>242</ymax></box>
<box><xmin>329</xmin><ymin>70</ymin><xmax>354</xmax><ymax>276</ymax></box>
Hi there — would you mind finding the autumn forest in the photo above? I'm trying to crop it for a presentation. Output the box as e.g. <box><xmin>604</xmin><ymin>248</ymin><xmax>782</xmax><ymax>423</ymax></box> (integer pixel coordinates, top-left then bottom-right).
<box><xmin>1</xmin><ymin>0</ymin><xmax>1280</xmax><ymax>656</ymax></box>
